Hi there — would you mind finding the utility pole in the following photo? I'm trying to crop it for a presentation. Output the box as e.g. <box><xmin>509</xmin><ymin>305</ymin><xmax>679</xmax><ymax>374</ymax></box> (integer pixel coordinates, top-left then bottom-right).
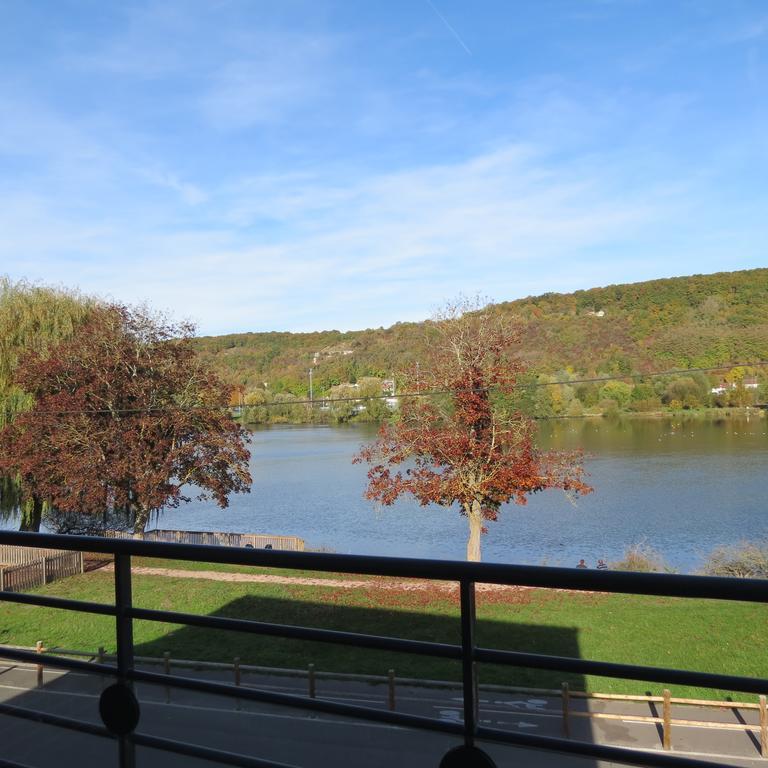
<box><xmin>308</xmin><ymin>367</ymin><xmax>315</xmax><ymax>424</ymax></box>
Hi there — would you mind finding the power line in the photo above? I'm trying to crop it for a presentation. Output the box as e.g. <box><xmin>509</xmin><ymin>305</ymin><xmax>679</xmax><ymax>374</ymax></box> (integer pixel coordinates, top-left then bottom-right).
<box><xmin>6</xmin><ymin>360</ymin><xmax>767</xmax><ymax>418</ymax></box>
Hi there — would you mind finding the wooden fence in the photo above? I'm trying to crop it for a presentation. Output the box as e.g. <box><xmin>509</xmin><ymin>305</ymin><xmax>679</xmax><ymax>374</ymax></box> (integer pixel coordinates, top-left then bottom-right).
<box><xmin>30</xmin><ymin>643</ymin><xmax>768</xmax><ymax>759</ymax></box>
<box><xmin>558</xmin><ymin>681</ymin><xmax>768</xmax><ymax>755</ymax></box>
<box><xmin>0</xmin><ymin>544</ymin><xmax>74</xmax><ymax>566</ymax></box>
<box><xmin>105</xmin><ymin>528</ymin><xmax>305</xmax><ymax>551</ymax></box>
<box><xmin>0</xmin><ymin>550</ymin><xmax>84</xmax><ymax>593</ymax></box>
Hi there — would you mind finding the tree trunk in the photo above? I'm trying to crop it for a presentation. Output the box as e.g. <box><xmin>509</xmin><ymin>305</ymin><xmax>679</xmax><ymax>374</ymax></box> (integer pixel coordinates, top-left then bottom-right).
<box><xmin>19</xmin><ymin>496</ymin><xmax>43</xmax><ymax>532</ymax></box>
<box><xmin>132</xmin><ymin>506</ymin><xmax>149</xmax><ymax>538</ymax></box>
<box><xmin>466</xmin><ymin>501</ymin><xmax>483</xmax><ymax>562</ymax></box>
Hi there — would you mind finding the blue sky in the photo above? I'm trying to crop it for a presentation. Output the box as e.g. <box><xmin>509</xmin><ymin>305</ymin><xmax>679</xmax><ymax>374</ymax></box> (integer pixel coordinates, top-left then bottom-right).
<box><xmin>1</xmin><ymin>1</ymin><xmax>766</xmax><ymax>334</ymax></box>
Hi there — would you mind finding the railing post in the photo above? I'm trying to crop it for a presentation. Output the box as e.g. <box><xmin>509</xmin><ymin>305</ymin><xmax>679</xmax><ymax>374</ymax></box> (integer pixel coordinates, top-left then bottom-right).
<box><xmin>760</xmin><ymin>694</ymin><xmax>767</xmax><ymax>757</ymax></box>
<box><xmin>561</xmin><ymin>682</ymin><xmax>570</xmax><ymax>737</ymax></box>
<box><xmin>459</xmin><ymin>580</ymin><xmax>478</xmax><ymax>748</ymax></box>
<box><xmin>308</xmin><ymin>663</ymin><xmax>316</xmax><ymax>699</ymax></box>
<box><xmin>662</xmin><ymin>689</ymin><xmax>672</xmax><ymax>750</ymax></box>
<box><xmin>387</xmin><ymin>669</ymin><xmax>396</xmax><ymax>711</ymax></box>
<box><xmin>114</xmin><ymin>552</ymin><xmax>137</xmax><ymax>768</ymax></box>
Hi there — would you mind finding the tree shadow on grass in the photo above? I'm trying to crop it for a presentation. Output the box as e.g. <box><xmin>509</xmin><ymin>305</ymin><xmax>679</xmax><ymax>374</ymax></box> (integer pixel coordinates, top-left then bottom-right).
<box><xmin>0</xmin><ymin>591</ymin><xmax>605</xmax><ymax>768</ymax></box>
<box><xmin>132</xmin><ymin>592</ymin><xmax>601</xmax><ymax>765</ymax></box>
<box><xmin>134</xmin><ymin>592</ymin><xmax>588</xmax><ymax>691</ymax></box>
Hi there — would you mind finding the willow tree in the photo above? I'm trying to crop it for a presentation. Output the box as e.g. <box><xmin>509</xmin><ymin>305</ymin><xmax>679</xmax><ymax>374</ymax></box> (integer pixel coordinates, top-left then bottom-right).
<box><xmin>356</xmin><ymin>299</ymin><xmax>591</xmax><ymax>562</ymax></box>
<box><xmin>0</xmin><ymin>304</ymin><xmax>252</xmax><ymax>535</ymax></box>
<box><xmin>0</xmin><ymin>277</ymin><xmax>93</xmax><ymax>530</ymax></box>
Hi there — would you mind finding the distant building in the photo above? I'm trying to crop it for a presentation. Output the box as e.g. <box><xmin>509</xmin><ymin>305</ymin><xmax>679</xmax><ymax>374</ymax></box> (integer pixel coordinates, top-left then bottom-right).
<box><xmin>711</xmin><ymin>377</ymin><xmax>759</xmax><ymax>395</ymax></box>
<box><xmin>586</xmin><ymin>309</ymin><xmax>605</xmax><ymax>317</ymax></box>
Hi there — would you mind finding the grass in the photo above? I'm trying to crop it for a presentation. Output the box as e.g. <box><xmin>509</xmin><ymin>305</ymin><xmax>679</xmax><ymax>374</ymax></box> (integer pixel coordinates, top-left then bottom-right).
<box><xmin>1</xmin><ymin>568</ymin><xmax>765</xmax><ymax>701</ymax></box>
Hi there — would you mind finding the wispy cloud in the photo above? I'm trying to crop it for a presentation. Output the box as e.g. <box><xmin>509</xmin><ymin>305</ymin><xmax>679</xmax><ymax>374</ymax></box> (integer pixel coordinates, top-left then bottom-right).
<box><xmin>1</xmin><ymin>141</ymin><xmax>681</xmax><ymax>333</ymax></box>
<box><xmin>199</xmin><ymin>34</ymin><xmax>337</xmax><ymax>130</ymax></box>
<box><xmin>724</xmin><ymin>15</ymin><xmax>768</xmax><ymax>44</ymax></box>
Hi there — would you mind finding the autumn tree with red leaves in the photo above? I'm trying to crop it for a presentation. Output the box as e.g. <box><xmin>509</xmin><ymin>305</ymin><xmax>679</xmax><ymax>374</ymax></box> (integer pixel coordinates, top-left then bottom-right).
<box><xmin>0</xmin><ymin>304</ymin><xmax>251</xmax><ymax>534</ymax></box>
<box><xmin>356</xmin><ymin>299</ymin><xmax>591</xmax><ymax>561</ymax></box>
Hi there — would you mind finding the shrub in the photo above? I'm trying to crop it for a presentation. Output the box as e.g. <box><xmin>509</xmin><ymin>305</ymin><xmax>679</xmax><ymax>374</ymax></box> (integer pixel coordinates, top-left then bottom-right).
<box><xmin>610</xmin><ymin>542</ymin><xmax>673</xmax><ymax>573</ymax></box>
<box><xmin>702</xmin><ymin>542</ymin><xmax>768</xmax><ymax>578</ymax></box>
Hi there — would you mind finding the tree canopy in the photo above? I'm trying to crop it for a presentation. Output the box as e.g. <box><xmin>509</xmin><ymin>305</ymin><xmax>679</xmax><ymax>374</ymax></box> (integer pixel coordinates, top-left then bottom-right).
<box><xmin>356</xmin><ymin>300</ymin><xmax>591</xmax><ymax>561</ymax></box>
<box><xmin>0</xmin><ymin>277</ymin><xmax>95</xmax><ymax>528</ymax></box>
<box><xmin>0</xmin><ymin>303</ymin><xmax>251</xmax><ymax>534</ymax></box>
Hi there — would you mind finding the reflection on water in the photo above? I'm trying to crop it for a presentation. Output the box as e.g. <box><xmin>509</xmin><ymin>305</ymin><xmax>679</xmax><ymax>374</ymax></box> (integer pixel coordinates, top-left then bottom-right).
<box><xmin>154</xmin><ymin>416</ymin><xmax>768</xmax><ymax>571</ymax></box>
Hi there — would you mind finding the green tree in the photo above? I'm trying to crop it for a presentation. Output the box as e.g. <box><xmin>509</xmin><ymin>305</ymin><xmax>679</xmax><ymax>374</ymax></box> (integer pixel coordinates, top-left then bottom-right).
<box><xmin>0</xmin><ymin>278</ymin><xmax>94</xmax><ymax>529</ymax></box>
<box><xmin>599</xmin><ymin>380</ymin><xmax>632</xmax><ymax>410</ymax></box>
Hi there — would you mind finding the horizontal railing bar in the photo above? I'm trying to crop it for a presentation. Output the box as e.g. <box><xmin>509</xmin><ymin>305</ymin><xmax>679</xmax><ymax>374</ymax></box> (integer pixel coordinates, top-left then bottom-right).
<box><xmin>476</xmin><ymin>647</ymin><xmax>768</xmax><ymax>695</ymax></box>
<box><xmin>0</xmin><ymin>700</ymin><xmax>110</xmax><ymax>739</ymax></box>
<box><xmin>0</xmin><ymin>646</ymin><xmax>116</xmax><ymax>677</ymax></box>
<box><xmin>129</xmin><ymin>606</ymin><xmax>462</xmax><ymax>660</ymax></box>
<box><xmin>0</xmin><ymin>590</ymin><xmax>117</xmax><ymax>616</ymax></box>
<box><xmin>130</xmin><ymin>668</ymin><xmax>465</xmax><ymax>737</ymax></box>
<box><xmin>133</xmin><ymin>731</ymin><xmax>299</xmax><ymax>768</ymax></box>
<box><xmin>1</xmin><ymin>530</ymin><xmax>767</xmax><ymax>603</ymax></box>
<box><xmin>476</xmin><ymin>725</ymin><xmax>734</xmax><ymax>768</ymax></box>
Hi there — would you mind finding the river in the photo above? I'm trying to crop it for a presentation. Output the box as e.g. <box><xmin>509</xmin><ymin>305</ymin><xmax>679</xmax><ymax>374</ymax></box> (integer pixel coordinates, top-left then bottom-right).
<box><xmin>153</xmin><ymin>415</ymin><xmax>768</xmax><ymax>572</ymax></box>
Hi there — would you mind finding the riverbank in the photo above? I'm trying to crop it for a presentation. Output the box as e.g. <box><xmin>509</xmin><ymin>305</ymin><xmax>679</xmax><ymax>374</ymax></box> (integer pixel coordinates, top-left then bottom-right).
<box><xmin>237</xmin><ymin>405</ymin><xmax>767</xmax><ymax>428</ymax></box>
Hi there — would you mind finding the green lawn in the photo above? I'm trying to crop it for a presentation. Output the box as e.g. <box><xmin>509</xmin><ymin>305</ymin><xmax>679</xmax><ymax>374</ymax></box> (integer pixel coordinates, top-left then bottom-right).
<box><xmin>1</xmin><ymin>568</ymin><xmax>764</xmax><ymax>701</ymax></box>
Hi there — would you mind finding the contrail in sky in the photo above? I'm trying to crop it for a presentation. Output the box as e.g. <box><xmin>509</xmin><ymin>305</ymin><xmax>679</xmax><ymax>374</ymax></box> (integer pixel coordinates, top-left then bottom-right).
<box><xmin>424</xmin><ymin>0</ymin><xmax>472</xmax><ymax>55</ymax></box>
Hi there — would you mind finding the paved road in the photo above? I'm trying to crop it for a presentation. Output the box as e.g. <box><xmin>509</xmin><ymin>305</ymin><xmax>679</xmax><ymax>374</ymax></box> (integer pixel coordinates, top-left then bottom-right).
<box><xmin>0</xmin><ymin>661</ymin><xmax>763</xmax><ymax>767</ymax></box>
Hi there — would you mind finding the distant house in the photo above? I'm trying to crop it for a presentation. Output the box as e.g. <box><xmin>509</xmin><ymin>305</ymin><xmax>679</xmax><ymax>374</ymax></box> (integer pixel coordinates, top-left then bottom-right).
<box><xmin>711</xmin><ymin>377</ymin><xmax>759</xmax><ymax>395</ymax></box>
<box><xmin>586</xmin><ymin>309</ymin><xmax>605</xmax><ymax>318</ymax></box>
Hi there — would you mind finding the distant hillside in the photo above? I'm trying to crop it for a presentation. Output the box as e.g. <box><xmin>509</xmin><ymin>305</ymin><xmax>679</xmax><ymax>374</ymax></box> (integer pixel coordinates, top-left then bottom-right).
<box><xmin>193</xmin><ymin>268</ymin><xmax>768</xmax><ymax>397</ymax></box>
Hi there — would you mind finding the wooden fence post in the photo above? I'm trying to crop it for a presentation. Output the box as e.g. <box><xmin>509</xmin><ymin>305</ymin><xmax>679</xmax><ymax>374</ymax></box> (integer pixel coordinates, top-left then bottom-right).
<box><xmin>760</xmin><ymin>695</ymin><xmax>767</xmax><ymax>758</ymax></box>
<box><xmin>561</xmin><ymin>682</ymin><xmax>570</xmax><ymax>738</ymax></box>
<box><xmin>35</xmin><ymin>641</ymin><xmax>44</xmax><ymax>688</ymax></box>
<box><xmin>234</xmin><ymin>657</ymin><xmax>241</xmax><ymax>711</ymax></box>
<box><xmin>79</xmin><ymin>551</ymin><xmax>84</xmax><ymax>574</ymax></box>
<box><xmin>163</xmin><ymin>651</ymin><xmax>171</xmax><ymax>704</ymax></box>
<box><xmin>662</xmin><ymin>689</ymin><xmax>672</xmax><ymax>750</ymax></box>
<box><xmin>387</xmin><ymin>669</ymin><xmax>396</xmax><ymax>711</ymax></box>
<box><xmin>308</xmin><ymin>663</ymin><xmax>316</xmax><ymax>699</ymax></box>
<box><xmin>0</xmin><ymin>567</ymin><xmax>4</xmax><ymax>592</ymax></box>
<box><xmin>41</xmin><ymin>557</ymin><xmax>47</xmax><ymax>586</ymax></box>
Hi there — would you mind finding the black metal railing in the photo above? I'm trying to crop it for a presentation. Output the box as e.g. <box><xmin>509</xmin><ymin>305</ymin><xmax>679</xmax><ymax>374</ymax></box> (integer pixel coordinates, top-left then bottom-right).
<box><xmin>0</xmin><ymin>529</ymin><xmax>766</xmax><ymax>768</ymax></box>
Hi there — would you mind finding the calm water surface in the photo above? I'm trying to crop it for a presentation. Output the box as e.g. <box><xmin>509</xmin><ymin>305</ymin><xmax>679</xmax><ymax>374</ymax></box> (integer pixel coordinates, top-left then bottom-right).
<box><xmin>157</xmin><ymin>416</ymin><xmax>768</xmax><ymax>571</ymax></box>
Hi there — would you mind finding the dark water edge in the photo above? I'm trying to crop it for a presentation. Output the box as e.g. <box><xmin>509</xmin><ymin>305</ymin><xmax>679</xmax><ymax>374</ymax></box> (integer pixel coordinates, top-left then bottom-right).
<box><xmin>4</xmin><ymin>415</ymin><xmax>767</xmax><ymax>572</ymax></box>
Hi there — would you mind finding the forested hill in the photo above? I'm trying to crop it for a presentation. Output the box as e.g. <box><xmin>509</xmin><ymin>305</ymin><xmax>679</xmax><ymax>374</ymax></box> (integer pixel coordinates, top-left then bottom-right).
<box><xmin>193</xmin><ymin>268</ymin><xmax>768</xmax><ymax>395</ymax></box>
